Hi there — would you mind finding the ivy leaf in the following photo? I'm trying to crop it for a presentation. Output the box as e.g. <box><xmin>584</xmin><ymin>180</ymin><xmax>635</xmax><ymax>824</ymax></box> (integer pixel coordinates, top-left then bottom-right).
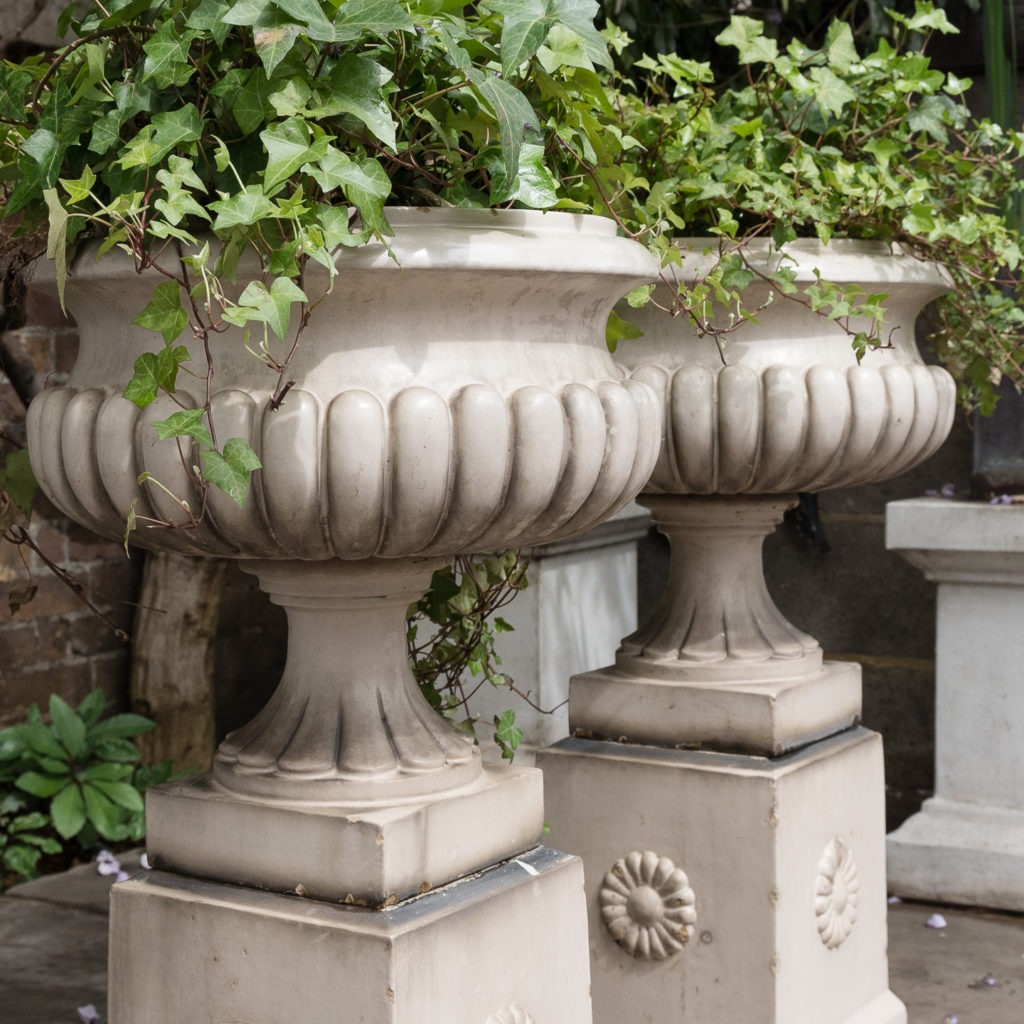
<box><xmin>201</xmin><ymin>438</ymin><xmax>262</xmax><ymax>507</ymax></box>
<box><xmin>123</xmin><ymin>345</ymin><xmax>191</xmax><ymax>408</ymax></box>
<box><xmin>0</xmin><ymin>450</ymin><xmax>38</xmax><ymax>521</ymax></box>
<box><xmin>467</xmin><ymin>69</ymin><xmax>537</xmax><ymax>184</ymax></box>
<box><xmin>42</xmin><ymin>188</ymin><xmax>69</xmax><ymax>314</ymax></box>
<box><xmin>150</xmin><ymin>409</ymin><xmax>214</xmax><ymax>448</ymax></box>
<box><xmin>185</xmin><ymin>0</ymin><xmax>233</xmax><ymax>45</ymax></box>
<box><xmin>488</xmin><ymin>141</ymin><xmax>558</xmax><ymax>207</ymax></box>
<box><xmin>222</xmin><ymin>1</ymin><xmax>302</xmax><ymax>75</ymax></box>
<box><xmin>142</xmin><ymin>22</ymin><xmax>199</xmax><ymax>86</ymax></box>
<box><xmin>493</xmin><ymin>709</ymin><xmax>522</xmax><ymax>762</ymax></box>
<box><xmin>716</xmin><ymin>15</ymin><xmax>778</xmax><ymax>63</ymax></box>
<box><xmin>131</xmin><ymin>281</ymin><xmax>188</xmax><ymax>346</ymax></box>
<box><xmin>313</xmin><ymin>55</ymin><xmax>396</xmax><ymax>150</ymax></box>
<box><xmin>486</xmin><ymin>0</ymin><xmax>609</xmax><ymax>78</ymax></box>
<box><xmin>260</xmin><ymin>117</ymin><xmax>324</xmax><ymax>190</ymax></box>
<box><xmin>231</xmin><ymin>67</ymin><xmax>274</xmax><ymax>134</ymax></box>
<box><xmin>823</xmin><ymin>20</ymin><xmax>859</xmax><ymax>70</ymax></box>
<box><xmin>21</xmin><ymin>128</ymin><xmax>63</xmax><ymax>188</ymax></box>
<box><xmin>808</xmin><ymin>67</ymin><xmax>856</xmax><ymax>119</ymax></box>
<box><xmin>328</xmin><ymin>0</ymin><xmax>415</xmax><ymax>43</ymax></box>
<box><xmin>222</xmin><ymin>276</ymin><xmax>308</xmax><ymax>341</ymax></box>
<box><xmin>209</xmin><ymin>189</ymin><xmax>278</xmax><ymax>232</ymax></box>
<box><xmin>907</xmin><ymin>94</ymin><xmax>953</xmax><ymax>143</ymax></box>
<box><xmin>605</xmin><ymin>309</ymin><xmax>643</xmax><ymax>353</ymax></box>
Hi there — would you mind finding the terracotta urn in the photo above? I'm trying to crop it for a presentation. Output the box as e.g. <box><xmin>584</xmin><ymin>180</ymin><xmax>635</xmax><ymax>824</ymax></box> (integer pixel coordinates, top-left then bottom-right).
<box><xmin>27</xmin><ymin>208</ymin><xmax>662</xmax><ymax>806</ymax></box>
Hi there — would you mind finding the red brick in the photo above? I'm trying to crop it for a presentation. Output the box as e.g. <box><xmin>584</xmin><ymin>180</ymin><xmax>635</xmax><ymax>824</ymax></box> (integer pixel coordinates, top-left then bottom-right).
<box><xmin>86</xmin><ymin>561</ymin><xmax>141</xmax><ymax>610</ymax></box>
<box><xmin>67</xmin><ymin>613</ymin><xmax>130</xmax><ymax>657</ymax></box>
<box><xmin>0</xmin><ymin>663</ymin><xmax>93</xmax><ymax>726</ymax></box>
<box><xmin>66</xmin><ymin>521</ymin><xmax>123</xmax><ymax>563</ymax></box>
<box><xmin>7</xmin><ymin>570</ymin><xmax>87</xmax><ymax>619</ymax></box>
<box><xmin>33</xmin><ymin>616</ymin><xmax>71</xmax><ymax>662</ymax></box>
<box><xmin>32</xmin><ymin>524</ymin><xmax>67</xmax><ymax>564</ymax></box>
<box><xmin>0</xmin><ymin>621</ymin><xmax>40</xmax><ymax>669</ymax></box>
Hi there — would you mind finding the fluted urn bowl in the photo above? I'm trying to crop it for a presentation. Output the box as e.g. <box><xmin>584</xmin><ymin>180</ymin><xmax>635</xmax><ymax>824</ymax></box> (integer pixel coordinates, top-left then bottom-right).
<box><xmin>27</xmin><ymin>208</ymin><xmax>661</xmax><ymax>802</ymax></box>
<box><xmin>612</xmin><ymin>238</ymin><xmax>955</xmax><ymax>682</ymax></box>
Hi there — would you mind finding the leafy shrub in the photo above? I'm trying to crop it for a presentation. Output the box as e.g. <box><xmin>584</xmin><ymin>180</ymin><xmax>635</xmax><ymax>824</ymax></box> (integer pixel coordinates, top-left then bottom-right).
<box><xmin>0</xmin><ymin>690</ymin><xmax>173</xmax><ymax>888</ymax></box>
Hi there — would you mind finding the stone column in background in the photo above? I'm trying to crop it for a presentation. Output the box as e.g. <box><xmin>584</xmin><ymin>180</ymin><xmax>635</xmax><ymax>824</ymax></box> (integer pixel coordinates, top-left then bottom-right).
<box><xmin>886</xmin><ymin>498</ymin><xmax>1024</xmax><ymax>911</ymax></box>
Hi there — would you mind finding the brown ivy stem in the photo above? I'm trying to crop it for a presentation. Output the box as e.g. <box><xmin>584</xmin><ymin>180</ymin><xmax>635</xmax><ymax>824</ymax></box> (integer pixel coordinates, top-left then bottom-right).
<box><xmin>4</xmin><ymin>525</ymin><xmax>129</xmax><ymax>641</ymax></box>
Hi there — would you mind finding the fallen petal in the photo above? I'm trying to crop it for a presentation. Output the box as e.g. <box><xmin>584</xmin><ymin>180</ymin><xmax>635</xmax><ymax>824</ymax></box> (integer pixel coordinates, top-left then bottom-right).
<box><xmin>140</xmin><ymin>853</ymin><xmax>151</xmax><ymax>869</ymax></box>
<box><xmin>77</xmin><ymin>1004</ymin><xmax>102</xmax><ymax>1023</ymax></box>
<box><xmin>925</xmin><ymin>913</ymin><xmax>947</xmax><ymax>929</ymax></box>
<box><xmin>887</xmin><ymin>896</ymin><xmax>902</xmax><ymax>905</ymax></box>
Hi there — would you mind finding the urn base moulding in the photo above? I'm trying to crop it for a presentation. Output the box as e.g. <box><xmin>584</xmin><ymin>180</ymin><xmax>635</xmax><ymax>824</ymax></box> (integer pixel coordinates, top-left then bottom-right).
<box><xmin>886</xmin><ymin>497</ymin><xmax>1024</xmax><ymax>911</ymax></box>
<box><xmin>26</xmin><ymin>208</ymin><xmax>663</xmax><ymax>1023</ymax></box>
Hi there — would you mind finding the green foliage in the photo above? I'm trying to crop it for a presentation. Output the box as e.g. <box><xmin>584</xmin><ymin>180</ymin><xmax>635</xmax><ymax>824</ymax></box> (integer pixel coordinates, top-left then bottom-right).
<box><xmin>581</xmin><ymin>3</ymin><xmax>1024</xmax><ymax>411</ymax></box>
<box><xmin>0</xmin><ymin>691</ymin><xmax>173</xmax><ymax>889</ymax></box>
<box><xmin>407</xmin><ymin>550</ymin><xmax>529</xmax><ymax>761</ymax></box>
<box><xmin>0</xmin><ymin>0</ymin><xmax>620</xmax><ymax>523</ymax></box>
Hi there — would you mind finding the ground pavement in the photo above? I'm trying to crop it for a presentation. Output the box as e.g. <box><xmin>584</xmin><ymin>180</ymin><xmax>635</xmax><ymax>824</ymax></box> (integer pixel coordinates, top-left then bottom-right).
<box><xmin>1</xmin><ymin>852</ymin><xmax>1022</xmax><ymax>1023</ymax></box>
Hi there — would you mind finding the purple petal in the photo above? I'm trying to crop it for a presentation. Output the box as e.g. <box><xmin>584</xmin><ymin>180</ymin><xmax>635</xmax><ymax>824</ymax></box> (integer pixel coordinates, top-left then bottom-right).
<box><xmin>925</xmin><ymin>913</ymin><xmax>947</xmax><ymax>929</ymax></box>
<box><xmin>77</xmin><ymin>1005</ymin><xmax>102</xmax><ymax>1023</ymax></box>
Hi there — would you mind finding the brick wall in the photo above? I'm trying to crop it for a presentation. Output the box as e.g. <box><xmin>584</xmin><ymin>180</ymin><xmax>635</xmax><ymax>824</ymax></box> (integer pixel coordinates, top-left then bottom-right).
<box><xmin>1</xmin><ymin>304</ymin><xmax>140</xmax><ymax>726</ymax></box>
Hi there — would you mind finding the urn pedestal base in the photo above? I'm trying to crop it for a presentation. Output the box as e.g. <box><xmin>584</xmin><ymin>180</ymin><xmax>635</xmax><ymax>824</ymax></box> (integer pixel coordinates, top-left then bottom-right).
<box><xmin>569</xmin><ymin>659</ymin><xmax>861</xmax><ymax>756</ymax></box>
<box><xmin>537</xmin><ymin>728</ymin><xmax>904</xmax><ymax>1024</ymax></box>
<box><xmin>108</xmin><ymin>847</ymin><xmax>592</xmax><ymax>1024</ymax></box>
<box><xmin>146</xmin><ymin>767</ymin><xmax>544</xmax><ymax>906</ymax></box>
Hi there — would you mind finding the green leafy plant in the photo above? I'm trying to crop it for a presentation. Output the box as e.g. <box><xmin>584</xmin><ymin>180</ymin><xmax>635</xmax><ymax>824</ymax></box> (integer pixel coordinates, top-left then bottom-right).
<box><xmin>0</xmin><ymin>0</ymin><xmax>623</xmax><ymax>530</ymax></box>
<box><xmin>0</xmin><ymin>690</ymin><xmax>173</xmax><ymax>888</ymax></box>
<box><xmin>407</xmin><ymin>550</ymin><xmax>528</xmax><ymax>761</ymax></box>
<box><xmin>574</xmin><ymin>2</ymin><xmax>1024</xmax><ymax>412</ymax></box>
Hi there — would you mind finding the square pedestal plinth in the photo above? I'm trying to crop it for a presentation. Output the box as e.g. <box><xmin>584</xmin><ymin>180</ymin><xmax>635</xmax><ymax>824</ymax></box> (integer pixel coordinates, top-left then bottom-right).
<box><xmin>887</xmin><ymin>797</ymin><xmax>1024</xmax><ymax>911</ymax></box>
<box><xmin>109</xmin><ymin>846</ymin><xmax>591</xmax><ymax>1024</ymax></box>
<box><xmin>569</xmin><ymin>659</ymin><xmax>862</xmax><ymax>756</ymax></box>
<box><xmin>146</xmin><ymin>767</ymin><xmax>544</xmax><ymax>906</ymax></box>
<box><xmin>537</xmin><ymin>728</ymin><xmax>904</xmax><ymax>1024</ymax></box>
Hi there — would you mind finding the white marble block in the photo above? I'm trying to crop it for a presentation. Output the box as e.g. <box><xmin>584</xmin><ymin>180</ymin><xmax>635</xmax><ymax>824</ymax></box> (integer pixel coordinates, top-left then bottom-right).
<box><xmin>470</xmin><ymin>504</ymin><xmax>649</xmax><ymax>753</ymax></box>
<box><xmin>109</xmin><ymin>847</ymin><xmax>591</xmax><ymax>1024</ymax></box>
<box><xmin>886</xmin><ymin>497</ymin><xmax>1024</xmax><ymax>910</ymax></box>
<box><xmin>538</xmin><ymin>729</ymin><xmax>905</xmax><ymax>1024</ymax></box>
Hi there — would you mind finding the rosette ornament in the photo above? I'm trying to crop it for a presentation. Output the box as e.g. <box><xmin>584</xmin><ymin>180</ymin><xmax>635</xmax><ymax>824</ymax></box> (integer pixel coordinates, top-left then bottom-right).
<box><xmin>570</xmin><ymin>239</ymin><xmax>955</xmax><ymax>752</ymax></box>
<box><xmin>27</xmin><ymin>209</ymin><xmax>661</xmax><ymax>803</ymax></box>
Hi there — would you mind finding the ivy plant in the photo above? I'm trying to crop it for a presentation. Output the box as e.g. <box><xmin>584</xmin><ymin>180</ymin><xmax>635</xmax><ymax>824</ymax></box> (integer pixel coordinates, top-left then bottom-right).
<box><xmin>0</xmin><ymin>0</ymin><xmax>622</xmax><ymax>526</ymax></box>
<box><xmin>575</xmin><ymin>2</ymin><xmax>1024</xmax><ymax>412</ymax></box>
<box><xmin>407</xmin><ymin>549</ymin><xmax>528</xmax><ymax>761</ymax></box>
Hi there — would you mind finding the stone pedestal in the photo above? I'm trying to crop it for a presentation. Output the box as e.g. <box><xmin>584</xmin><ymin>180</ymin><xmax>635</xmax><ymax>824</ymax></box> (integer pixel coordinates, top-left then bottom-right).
<box><xmin>537</xmin><ymin>495</ymin><xmax>905</xmax><ymax>1024</ymax></box>
<box><xmin>110</xmin><ymin>847</ymin><xmax>591</xmax><ymax>1024</ymax></box>
<box><xmin>539</xmin><ymin>730</ymin><xmax>903</xmax><ymax>1024</ymax></box>
<box><xmin>469</xmin><ymin>503</ymin><xmax>650</xmax><ymax>754</ymax></box>
<box><xmin>886</xmin><ymin>497</ymin><xmax>1024</xmax><ymax>910</ymax></box>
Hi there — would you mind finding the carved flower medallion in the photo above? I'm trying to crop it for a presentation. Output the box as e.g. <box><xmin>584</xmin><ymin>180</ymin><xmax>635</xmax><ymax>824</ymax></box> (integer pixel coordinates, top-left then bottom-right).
<box><xmin>814</xmin><ymin>838</ymin><xmax>860</xmax><ymax>949</ymax></box>
<box><xmin>600</xmin><ymin>850</ymin><xmax>696</xmax><ymax>960</ymax></box>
